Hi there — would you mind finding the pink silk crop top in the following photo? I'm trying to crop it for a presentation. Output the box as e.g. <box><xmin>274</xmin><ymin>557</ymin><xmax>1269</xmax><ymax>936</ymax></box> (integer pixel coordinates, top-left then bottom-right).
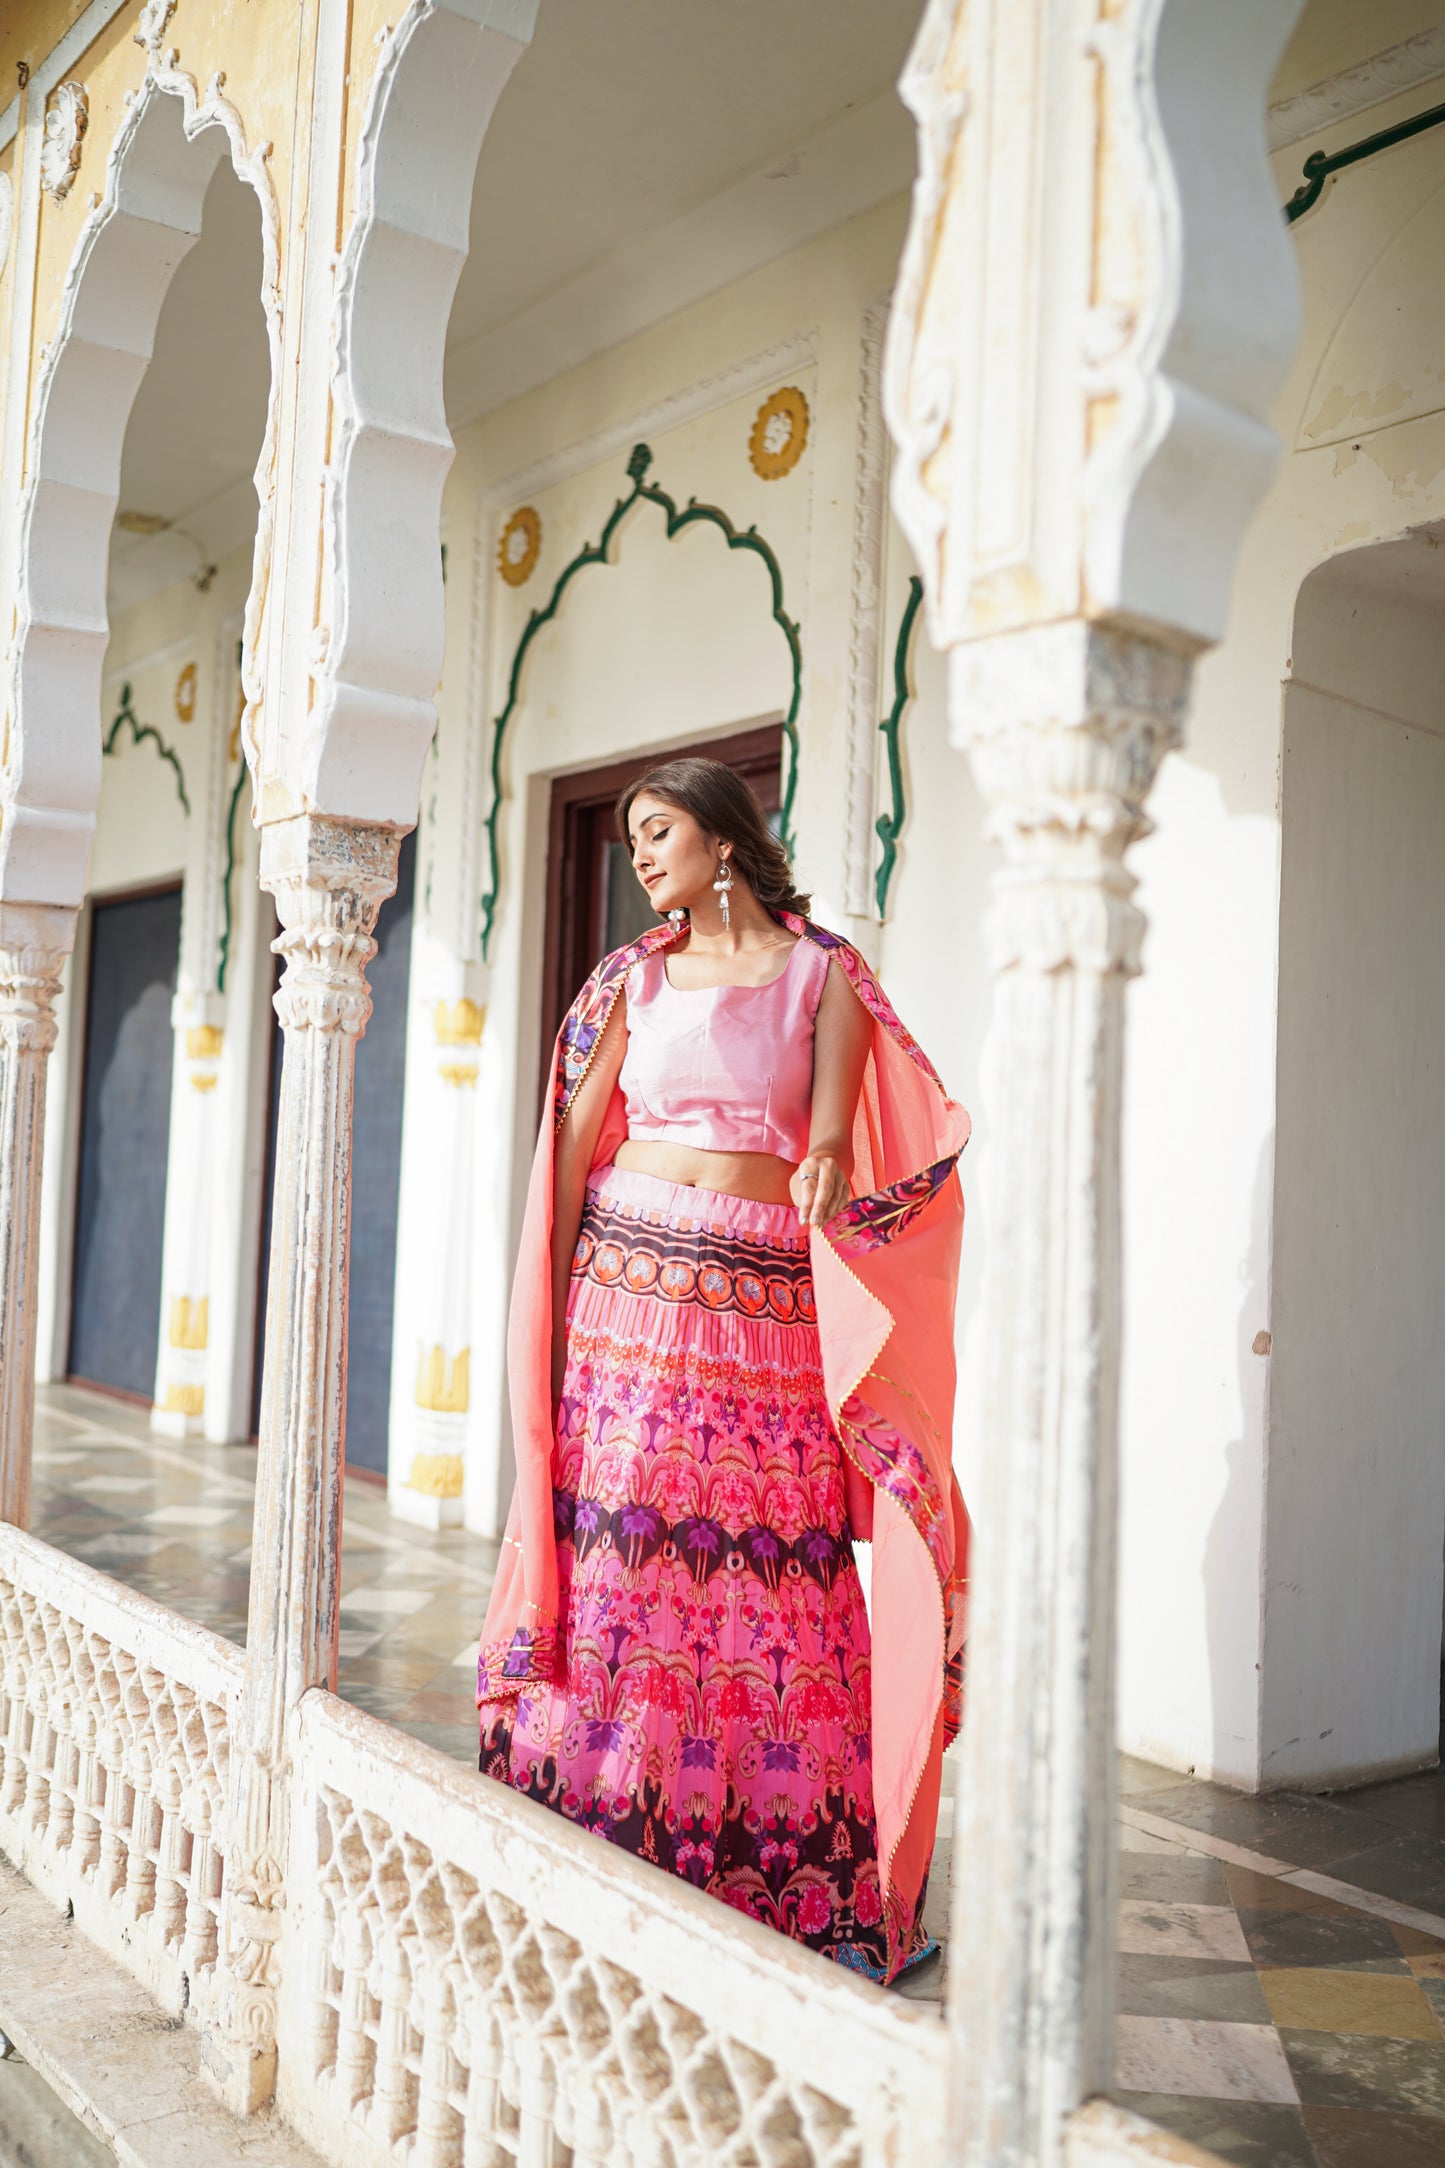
<box><xmin>619</xmin><ymin>936</ymin><xmax>829</xmax><ymax>1163</ymax></box>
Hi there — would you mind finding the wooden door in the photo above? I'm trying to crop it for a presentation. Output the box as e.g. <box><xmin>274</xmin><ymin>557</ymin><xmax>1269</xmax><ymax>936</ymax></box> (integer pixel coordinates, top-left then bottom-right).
<box><xmin>68</xmin><ymin>885</ymin><xmax>182</xmax><ymax>1401</ymax></box>
<box><xmin>540</xmin><ymin>724</ymin><xmax>783</xmax><ymax>1073</ymax></box>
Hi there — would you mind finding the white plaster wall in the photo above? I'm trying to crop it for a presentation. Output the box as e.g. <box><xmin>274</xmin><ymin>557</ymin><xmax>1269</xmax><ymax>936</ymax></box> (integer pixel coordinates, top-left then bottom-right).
<box><xmin>87</xmin><ymin>710</ymin><xmax>190</xmax><ymax>894</ymax></box>
<box><xmin>33</xmin><ymin>545</ymin><xmax>273</xmax><ymax>1436</ymax></box>
<box><xmin>1117</xmin><ymin>94</ymin><xmax>1445</xmax><ymax>1788</ymax></box>
<box><xmin>1261</xmin><ymin>568</ymin><xmax>1445</xmax><ymax>1789</ymax></box>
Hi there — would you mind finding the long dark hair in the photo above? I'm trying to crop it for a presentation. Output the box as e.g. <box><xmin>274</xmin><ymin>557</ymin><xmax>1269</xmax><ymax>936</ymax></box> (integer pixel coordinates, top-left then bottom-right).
<box><xmin>615</xmin><ymin>757</ymin><xmax>811</xmax><ymax>920</ymax></box>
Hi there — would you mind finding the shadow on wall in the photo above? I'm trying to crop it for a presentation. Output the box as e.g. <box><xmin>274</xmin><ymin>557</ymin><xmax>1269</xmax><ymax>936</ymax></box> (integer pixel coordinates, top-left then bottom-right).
<box><xmin>1203</xmin><ymin>1131</ymin><xmax>1273</xmax><ymax>1795</ymax></box>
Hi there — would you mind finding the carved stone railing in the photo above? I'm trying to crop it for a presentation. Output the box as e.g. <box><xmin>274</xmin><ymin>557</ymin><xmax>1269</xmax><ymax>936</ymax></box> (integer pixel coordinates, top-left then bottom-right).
<box><xmin>0</xmin><ymin>1524</ymin><xmax>241</xmax><ymax>2025</ymax></box>
<box><xmin>278</xmin><ymin>1692</ymin><xmax>946</xmax><ymax>2168</ymax></box>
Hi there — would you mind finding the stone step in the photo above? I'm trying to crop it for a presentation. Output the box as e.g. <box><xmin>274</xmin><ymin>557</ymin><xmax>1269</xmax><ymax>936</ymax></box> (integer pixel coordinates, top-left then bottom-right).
<box><xmin>0</xmin><ymin>2041</ymin><xmax>115</xmax><ymax>2168</ymax></box>
<box><xmin>0</xmin><ymin>1853</ymin><xmax>323</xmax><ymax>2168</ymax></box>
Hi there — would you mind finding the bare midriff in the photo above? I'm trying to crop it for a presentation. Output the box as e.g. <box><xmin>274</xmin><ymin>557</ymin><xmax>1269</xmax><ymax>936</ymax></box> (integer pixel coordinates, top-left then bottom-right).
<box><xmin>613</xmin><ymin>1138</ymin><xmax>798</xmax><ymax>1208</ymax></box>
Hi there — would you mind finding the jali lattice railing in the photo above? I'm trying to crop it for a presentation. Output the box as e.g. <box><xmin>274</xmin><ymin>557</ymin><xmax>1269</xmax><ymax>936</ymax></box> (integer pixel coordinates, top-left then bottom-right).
<box><xmin>279</xmin><ymin>1692</ymin><xmax>947</xmax><ymax>2168</ymax></box>
<box><xmin>0</xmin><ymin>1523</ymin><xmax>241</xmax><ymax>2024</ymax></box>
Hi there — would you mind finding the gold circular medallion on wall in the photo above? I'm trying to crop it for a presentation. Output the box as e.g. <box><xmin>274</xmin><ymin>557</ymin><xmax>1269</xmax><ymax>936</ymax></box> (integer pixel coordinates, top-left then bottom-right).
<box><xmin>749</xmin><ymin>386</ymin><xmax>810</xmax><ymax>481</ymax></box>
<box><xmin>498</xmin><ymin>506</ymin><xmax>542</xmax><ymax>587</ymax></box>
<box><xmin>174</xmin><ymin>661</ymin><xmax>198</xmax><ymax>723</ymax></box>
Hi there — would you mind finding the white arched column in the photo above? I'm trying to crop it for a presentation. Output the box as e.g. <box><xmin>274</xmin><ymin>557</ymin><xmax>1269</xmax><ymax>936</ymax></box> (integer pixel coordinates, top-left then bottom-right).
<box><xmin>0</xmin><ymin>904</ymin><xmax>72</xmax><ymax>1528</ymax></box>
<box><xmin>203</xmin><ymin>0</ymin><xmax>540</xmax><ymax>2113</ymax></box>
<box><xmin>274</xmin><ymin>0</ymin><xmax>542</xmax><ymax>826</ymax></box>
<box><xmin>0</xmin><ymin>53</ymin><xmax>281</xmax><ymax>1522</ymax></box>
<box><xmin>884</xmin><ymin>1</ymin><xmax>1305</xmax><ymax>2159</ymax></box>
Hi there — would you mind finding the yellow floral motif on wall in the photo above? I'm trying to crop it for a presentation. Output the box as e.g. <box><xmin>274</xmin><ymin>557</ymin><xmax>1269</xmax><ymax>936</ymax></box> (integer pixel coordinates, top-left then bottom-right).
<box><xmin>169</xmin><ymin>1296</ymin><xmax>208</xmax><ymax>1351</ymax></box>
<box><xmin>174</xmin><ymin>661</ymin><xmax>198</xmax><ymax>722</ymax></box>
<box><xmin>415</xmin><ymin>1344</ymin><xmax>470</xmax><ymax>1414</ymax></box>
<box><xmin>163</xmin><ymin>1383</ymin><xmax>205</xmax><ymax>1418</ymax></box>
<box><xmin>498</xmin><ymin>506</ymin><xmax>542</xmax><ymax>587</ymax></box>
<box><xmin>186</xmin><ymin>1024</ymin><xmax>224</xmax><ymax>1060</ymax></box>
<box><xmin>408</xmin><ymin>1452</ymin><xmax>464</xmax><ymax>1500</ymax></box>
<box><xmin>749</xmin><ymin>385</ymin><xmax>810</xmax><ymax>480</ymax></box>
<box><xmin>434</xmin><ymin>998</ymin><xmax>485</xmax><ymax>1045</ymax></box>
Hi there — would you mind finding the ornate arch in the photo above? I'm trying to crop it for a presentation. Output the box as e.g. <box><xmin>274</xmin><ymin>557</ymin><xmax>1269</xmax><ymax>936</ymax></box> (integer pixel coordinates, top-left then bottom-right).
<box><xmin>874</xmin><ymin>574</ymin><xmax>923</xmax><ymax>920</ymax></box>
<box><xmin>103</xmin><ymin>682</ymin><xmax>191</xmax><ymax>815</ymax></box>
<box><xmin>305</xmin><ymin>0</ymin><xmax>539</xmax><ymax>824</ymax></box>
<box><xmin>0</xmin><ymin>13</ymin><xmax>281</xmax><ymax>914</ymax></box>
<box><xmin>479</xmin><ymin>441</ymin><xmax>803</xmax><ymax>957</ymax></box>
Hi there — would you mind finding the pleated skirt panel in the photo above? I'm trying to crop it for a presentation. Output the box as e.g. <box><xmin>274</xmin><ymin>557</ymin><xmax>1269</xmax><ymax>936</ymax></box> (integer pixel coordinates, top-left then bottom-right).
<box><xmin>480</xmin><ymin>1164</ymin><xmax>929</xmax><ymax>1980</ymax></box>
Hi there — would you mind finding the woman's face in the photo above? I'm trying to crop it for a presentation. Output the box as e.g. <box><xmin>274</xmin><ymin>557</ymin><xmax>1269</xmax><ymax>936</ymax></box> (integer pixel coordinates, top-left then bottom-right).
<box><xmin>627</xmin><ymin>794</ymin><xmax>726</xmax><ymax>916</ymax></box>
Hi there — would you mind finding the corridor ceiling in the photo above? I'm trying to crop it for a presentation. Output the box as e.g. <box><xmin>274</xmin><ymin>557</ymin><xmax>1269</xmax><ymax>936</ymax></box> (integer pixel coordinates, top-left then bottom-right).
<box><xmin>107</xmin><ymin>0</ymin><xmax>1440</xmax><ymax>615</ymax></box>
<box><xmin>1270</xmin><ymin>0</ymin><xmax>1445</xmax><ymax>107</ymax></box>
<box><xmin>109</xmin><ymin>0</ymin><xmax>924</xmax><ymax>613</ymax></box>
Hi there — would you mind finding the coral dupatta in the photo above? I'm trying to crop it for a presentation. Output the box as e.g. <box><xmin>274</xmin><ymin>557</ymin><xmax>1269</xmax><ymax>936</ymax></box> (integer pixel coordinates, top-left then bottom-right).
<box><xmin>479</xmin><ymin>914</ymin><xmax>971</xmax><ymax>1950</ymax></box>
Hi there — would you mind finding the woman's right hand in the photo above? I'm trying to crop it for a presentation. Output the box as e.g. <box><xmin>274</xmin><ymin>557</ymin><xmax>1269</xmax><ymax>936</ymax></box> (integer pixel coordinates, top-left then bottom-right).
<box><xmin>791</xmin><ymin>1150</ymin><xmax>851</xmax><ymax>1229</ymax></box>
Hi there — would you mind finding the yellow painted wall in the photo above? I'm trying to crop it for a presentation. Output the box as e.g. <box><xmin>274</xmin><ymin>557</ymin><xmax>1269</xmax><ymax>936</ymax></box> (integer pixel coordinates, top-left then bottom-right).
<box><xmin>0</xmin><ymin>0</ymin><xmax>91</xmax><ymax>94</ymax></box>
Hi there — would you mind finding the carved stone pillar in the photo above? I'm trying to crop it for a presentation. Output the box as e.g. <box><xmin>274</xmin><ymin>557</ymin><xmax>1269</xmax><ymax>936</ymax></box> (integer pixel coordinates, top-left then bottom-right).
<box><xmin>948</xmin><ymin>624</ymin><xmax>1192</xmax><ymax>2163</ymax></box>
<box><xmin>203</xmin><ymin>815</ymin><xmax>399</xmax><ymax>2115</ymax></box>
<box><xmin>0</xmin><ymin>902</ymin><xmax>75</xmax><ymax>1530</ymax></box>
<box><xmin>881</xmin><ymin>1</ymin><xmax>1303</xmax><ymax>2159</ymax></box>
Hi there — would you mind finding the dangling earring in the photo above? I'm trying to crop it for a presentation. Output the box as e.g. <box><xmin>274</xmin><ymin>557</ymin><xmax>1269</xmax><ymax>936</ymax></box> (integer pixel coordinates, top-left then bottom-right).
<box><xmin>667</xmin><ymin>908</ymin><xmax>687</xmax><ymax>928</ymax></box>
<box><xmin>713</xmin><ymin>854</ymin><xmax>734</xmax><ymax>932</ymax></box>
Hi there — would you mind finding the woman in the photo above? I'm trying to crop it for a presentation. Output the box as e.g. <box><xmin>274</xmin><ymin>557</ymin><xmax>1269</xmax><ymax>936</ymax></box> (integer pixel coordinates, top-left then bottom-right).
<box><xmin>478</xmin><ymin>758</ymin><xmax>970</xmax><ymax>1982</ymax></box>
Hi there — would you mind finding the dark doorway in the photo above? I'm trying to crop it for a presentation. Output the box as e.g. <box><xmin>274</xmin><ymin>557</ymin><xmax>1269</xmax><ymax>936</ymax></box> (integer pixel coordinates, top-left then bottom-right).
<box><xmin>69</xmin><ymin>885</ymin><xmax>182</xmax><ymax>1400</ymax></box>
<box><xmin>251</xmin><ymin>831</ymin><xmax>417</xmax><ymax>1474</ymax></box>
<box><xmin>540</xmin><ymin>724</ymin><xmax>783</xmax><ymax>1076</ymax></box>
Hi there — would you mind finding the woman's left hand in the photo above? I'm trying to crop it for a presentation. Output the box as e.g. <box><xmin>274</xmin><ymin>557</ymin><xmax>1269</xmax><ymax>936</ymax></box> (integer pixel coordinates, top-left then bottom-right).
<box><xmin>792</xmin><ymin>1151</ymin><xmax>851</xmax><ymax>1229</ymax></box>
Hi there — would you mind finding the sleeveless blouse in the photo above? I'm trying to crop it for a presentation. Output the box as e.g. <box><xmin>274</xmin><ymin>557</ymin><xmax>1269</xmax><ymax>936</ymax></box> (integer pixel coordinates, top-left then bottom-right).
<box><xmin>619</xmin><ymin>937</ymin><xmax>829</xmax><ymax>1162</ymax></box>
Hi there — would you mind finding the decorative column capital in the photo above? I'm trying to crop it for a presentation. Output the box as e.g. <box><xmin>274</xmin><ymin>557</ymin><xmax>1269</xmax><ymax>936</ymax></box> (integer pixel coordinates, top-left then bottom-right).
<box><xmin>0</xmin><ymin>902</ymin><xmax>75</xmax><ymax>1055</ymax></box>
<box><xmin>258</xmin><ymin>815</ymin><xmax>402</xmax><ymax>1038</ymax></box>
<box><xmin>950</xmin><ymin>623</ymin><xmax>1194</xmax><ymax>978</ymax></box>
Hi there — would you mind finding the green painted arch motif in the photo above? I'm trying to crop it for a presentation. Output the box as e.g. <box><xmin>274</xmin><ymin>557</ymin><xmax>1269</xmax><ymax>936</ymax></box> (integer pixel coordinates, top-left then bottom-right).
<box><xmin>103</xmin><ymin>684</ymin><xmax>191</xmax><ymax>816</ymax></box>
<box><xmin>479</xmin><ymin>442</ymin><xmax>803</xmax><ymax>959</ymax></box>
<box><xmin>216</xmin><ymin>639</ymin><xmax>249</xmax><ymax>994</ymax></box>
<box><xmin>874</xmin><ymin>575</ymin><xmax>923</xmax><ymax>921</ymax></box>
<box><xmin>217</xmin><ymin>759</ymin><xmax>249</xmax><ymax>993</ymax></box>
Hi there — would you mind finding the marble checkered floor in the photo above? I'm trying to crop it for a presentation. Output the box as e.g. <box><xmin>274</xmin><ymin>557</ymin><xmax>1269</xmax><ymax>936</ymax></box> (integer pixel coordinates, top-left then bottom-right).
<box><xmin>30</xmin><ymin>1383</ymin><xmax>493</xmax><ymax>1764</ymax></box>
<box><xmin>24</xmin><ymin>1383</ymin><xmax>1445</xmax><ymax>2165</ymax></box>
<box><xmin>1112</xmin><ymin>1766</ymin><xmax>1445</xmax><ymax>2165</ymax></box>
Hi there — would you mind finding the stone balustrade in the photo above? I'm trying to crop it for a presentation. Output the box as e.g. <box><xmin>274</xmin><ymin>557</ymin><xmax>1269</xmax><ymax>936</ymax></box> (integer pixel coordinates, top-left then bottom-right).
<box><xmin>277</xmin><ymin>1691</ymin><xmax>947</xmax><ymax>2168</ymax></box>
<box><xmin>0</xmin><ymin>1523</ymin><xmax>240</xmax><ymax>2025</ymax></box>
<box><xmin>0</xmin><ymin>1519</ymin><xmax>950</xmax><ymax>2165</ymax></box>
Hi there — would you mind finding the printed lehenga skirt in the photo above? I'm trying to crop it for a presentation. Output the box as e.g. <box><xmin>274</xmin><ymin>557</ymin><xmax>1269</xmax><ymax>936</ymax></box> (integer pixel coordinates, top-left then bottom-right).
<box><xmin>479</xmin><ymin>1163</ymin><xmax>928</xmax><ymax>1982</ymax></box>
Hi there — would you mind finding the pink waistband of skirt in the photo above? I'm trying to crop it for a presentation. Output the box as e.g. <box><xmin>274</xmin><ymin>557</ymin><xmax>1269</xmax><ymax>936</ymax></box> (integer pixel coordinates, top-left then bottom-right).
<box><xmin>585</xmin><ymin>1162</ymin><xmax>805</xmax><ymax>1247</ymax></box>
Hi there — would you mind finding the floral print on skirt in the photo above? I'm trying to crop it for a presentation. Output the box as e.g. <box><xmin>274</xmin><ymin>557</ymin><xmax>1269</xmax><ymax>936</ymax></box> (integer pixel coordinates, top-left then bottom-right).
<box><xmin>479</xmin><ymin>1164</ymin><xmax>930</xmax><ymax>1981</ymax></box>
